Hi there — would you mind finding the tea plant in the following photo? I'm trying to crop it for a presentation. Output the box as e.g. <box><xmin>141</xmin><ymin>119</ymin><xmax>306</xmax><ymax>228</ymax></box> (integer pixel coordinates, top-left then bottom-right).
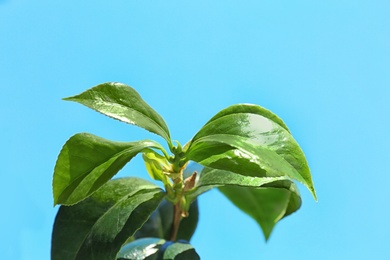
<box><xmin>51</xmin><ymin>82</ymin><xmax>316</xmax><ymax>259</ymax></box>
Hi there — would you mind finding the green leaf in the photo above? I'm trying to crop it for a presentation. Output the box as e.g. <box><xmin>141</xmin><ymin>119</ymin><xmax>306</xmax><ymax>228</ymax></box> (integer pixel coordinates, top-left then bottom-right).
<box><xmin>184</xmin><ymin>163</ymin><xmax>290</xmax><ymax>202</ymax></box>
<box><xmin>219</xmin><ymin>181</ymin><xmax>301</xmax><ymax>240</ymax></box>
<box><xmin>53</xmin><ymin>133</ymin><xmax>166</xmax><ymax>205</ymax></box>
<box><xmin>183</xmin><ymin>163</ymin><xmax>301</xmax><ymax>240</ymax></box>
<box><xmin>134</xmin><ymin>199</ymin><xmax>199</xmax><ymax>242</ymax></box>
<box><xmin>162</xmin><ymin>241</ymin><xmax>200</xmax><ymax>260</ymax></box>
<box><xmin>51</xmin><ymin>178</ymin><xmax>165</xmax><ymax>260</ymax></box>
<box><xmin>117</xmin><ymin>238</ymin><xmax>165</xmax><ymax>260</ymax></box>
<box><xmin>204</xmin><ymin>103</ymin><xmax>290</xmax><ymax>132</ymax></box>
<box><xmin>117</xmin><ymin>239</ymin><xmax>200</xmax><ymax>260</ymax></box>
<box><xmin>64</xmin><ymin>82</ymin><xmax>171</xmax><ymax>145</ymax></box>
<box><xmin>187</xmin><ymin>106</ymin><xmax>316</xmax><ymax>199</ymax></box>
<box><xmin>187</xmin><ymin>135</ymin><xmax>308</xmax><ymax>190</ymax></box>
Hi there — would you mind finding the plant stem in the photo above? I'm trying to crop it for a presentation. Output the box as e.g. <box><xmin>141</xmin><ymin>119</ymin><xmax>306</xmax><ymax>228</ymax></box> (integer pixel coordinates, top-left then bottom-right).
<box><xmin>170</xmin><ymin>202</ymin><xmax>182</xmax><ymax>241</ymax></box>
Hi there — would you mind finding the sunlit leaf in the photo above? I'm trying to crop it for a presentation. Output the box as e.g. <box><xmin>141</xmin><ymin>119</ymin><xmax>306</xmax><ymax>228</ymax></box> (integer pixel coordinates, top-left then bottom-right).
<box><xmin>203</xmin><ymin>103</ymin><xmax>290</xmax><ymax>132</ymax></box>
<box><xmin>51</xmin><ymin>178</ymin><xmax>165</xmax><ymax>260</ymax></box>
<box><xmin>53</xmin><ymin>133</ymin><xmax>166</xmax><ymax>205</ymax></box>
<box><xmin>186</xmin><ymin>135</ymin><xmax>309</xmax><ymax>191</ymax></box>
<box><xmin>64</xmin><ymin>82</ymin><xmax>171</xmax><ymax>144</ymax></box>
<box><xmin>187</xmin><ymin>106</ymin><xmax>316</xmax><ymax>199</ymax></box>
<box><xmin>184</xmin><ymin>163</ymin><xmax>290</xmax><ymax>202</ymax></box>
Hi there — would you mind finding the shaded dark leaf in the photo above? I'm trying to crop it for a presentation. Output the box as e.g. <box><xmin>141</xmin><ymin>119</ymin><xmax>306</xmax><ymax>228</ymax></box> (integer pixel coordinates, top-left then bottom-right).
<box><xmin>134</xmin><ymin>200</ymin><xmax>199</xmax><ymax>242</ymax></box>
<box><xmin>51</xmin><ymin>178</ymin><xmax>165</xmax><ymax>260</ymax></box>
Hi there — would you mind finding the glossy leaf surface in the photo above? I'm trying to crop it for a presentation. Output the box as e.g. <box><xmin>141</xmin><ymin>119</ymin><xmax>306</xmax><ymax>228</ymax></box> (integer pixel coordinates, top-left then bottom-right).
<box><xmin>134</xmin><ymin>199</ymin><xmax>199</xmax><ymax>242</ymax></box>
<box><xmin>204</xmin><ymin>103</ymin><xmax>290</xmax><ymax>132</ymax></box>
<box><xmin>51</xmin><ymin>178</ymin><xmax>164</xmax><ymax>260</ymax></box>
<box><xmin>185</xmin><ymin>163</ymin><xmax>291</xmax><ymax>202</ymax></box>
<box><xmin>64</xmin><ymin>82</ymin><xmax>171</xmax><ymax>144</ymax></box>
<box><xmin>117</xmin><ymin>238</ymin><xmax>164</xmax><ymax>260</ymax></box>
<box><xmin>53</xmin><ymin>133</ymin><xmax>165</xmax><ymax>205</ymax></box>
<box><xmin>219</xmin><ymin>181</ymin><xmax>301</xmax><ymax>240</ymax></box>
<box><xmin>117</xmin><ymin>238</ymin><xmax>200</xmax><ymax>260</ymax></box>
<box><xmin>187</xmin><ymin>106</ymin><xmax>316</xmax><ymax>199</ymax></box>
<box><xmin>187</xmin><ymin>135</ymin><xmax>309</xmax><ymax>190</ymax></box>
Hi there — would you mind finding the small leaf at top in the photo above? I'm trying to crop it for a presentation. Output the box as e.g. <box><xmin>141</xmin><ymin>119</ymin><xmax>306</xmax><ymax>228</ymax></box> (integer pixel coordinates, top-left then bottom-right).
<box><xmin>64</xmin><ymin>82</ymin><xmax>172</xmax><ymax>145</ymax></box>
<box><xmin>53</xmin><ymin>132</ymin><xmax>166</xmax><ymax>205</ymax></box>
<box><xmin>51</xmin><ymin>178</ymin><xmax>165</xmax><ymax>260</ymax></box>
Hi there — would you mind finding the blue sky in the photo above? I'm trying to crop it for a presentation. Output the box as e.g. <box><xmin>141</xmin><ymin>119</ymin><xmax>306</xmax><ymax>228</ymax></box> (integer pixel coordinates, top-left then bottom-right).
<box><xmin>1</xmin><ymin>0</ymin><xmax>389</xmax><ymax>259</ymax></box>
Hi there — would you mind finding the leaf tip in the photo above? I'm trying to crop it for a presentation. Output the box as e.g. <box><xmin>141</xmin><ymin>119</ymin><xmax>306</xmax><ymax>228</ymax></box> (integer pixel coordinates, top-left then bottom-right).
<box><xmin>309</xmin><ymin>186</ymin><xmax>318</xmax><ymax>202</ymax></box>
<box><xmin>62</xmin><ymin>96</ymin><xmax>75</xmax><ymax>101</ymax></box>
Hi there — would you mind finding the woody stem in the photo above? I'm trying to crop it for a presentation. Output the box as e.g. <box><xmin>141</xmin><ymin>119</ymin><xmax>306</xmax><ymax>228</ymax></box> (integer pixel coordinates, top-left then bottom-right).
<box><xmin>170</xmin><ymin>202</ymin><xmax>182</xmax><ymax>241</ymax></box>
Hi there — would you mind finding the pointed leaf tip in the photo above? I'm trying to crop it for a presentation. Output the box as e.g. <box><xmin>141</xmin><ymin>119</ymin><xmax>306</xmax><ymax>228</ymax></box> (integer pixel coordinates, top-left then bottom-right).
<box><xmin>63</xmin><ymin>82</ymin><xmax>172</xmax><ymax>144</ymax></box>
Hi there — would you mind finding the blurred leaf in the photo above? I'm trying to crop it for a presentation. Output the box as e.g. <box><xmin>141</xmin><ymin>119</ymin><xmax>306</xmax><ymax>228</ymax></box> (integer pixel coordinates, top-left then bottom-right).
<box><xmin>219</xmin><ymin>181</ymin><xmax>301</xmax><ymax>240</ymax></box>
<box><xmin>187</xmin><ymin>105</ymin><xmax>316</xmax><ymax>199</ymax></box>
<box><xmin>134</xmin><ymin>200</ymin><xmax>199</xmax><ymax>242</ymax></box>
<box><xmin>117</xmin><ymin>238</ymin><xmax>165</xmax><ymax>260</ymax></box>
<box><xmin>64</xmin><ymin>82</ymin><xmax>171</xmax><ymax>144</ymax></box>
<box><xmin>51</xmin><ymin>178</ymin><xmax>164</xmax><ymax>260</ymax></box>
<box><xmin>162</xmin><ymin>241</ymin><xmax>200</xmax><ymax>260</ymax></box>
<box><xmin>118</xmin><ymin>239</ymin><xmax>200</xmax><ymax>260</ymax></box>
<box><xmin>53</xmin><ymin>133</ymin><xmax>165</xmax><ymax>205</ymax></box>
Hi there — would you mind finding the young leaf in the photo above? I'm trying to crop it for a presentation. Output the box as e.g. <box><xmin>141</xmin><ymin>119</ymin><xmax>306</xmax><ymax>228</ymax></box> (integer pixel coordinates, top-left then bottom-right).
<box><xmin>219</xmin><ymin>181</ymin><xmax>301</xmax><ymax>240</ymax></box>
<box><xmin>187</xmin><ymin>106</ymin><xmax>316</xmax><ymax>199</ymax></box>
<box><xmin>64</xmin><ymin>82</ymin><xmax>172</xmax><ymax>145</ymax></box>
<box><xmin>53</xmin><ymin>133</ymin><xmax>166</xmax><ymax>205</ymax></box>
<box><xmin>117</xmin><ymin>238</ymin><xmax>200</xmax><ymax>260</ymax></box>
<box><xmin>51</xmin><ymin>178</ymin><xmax>165</xmax><ymax>260</ymax></box>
